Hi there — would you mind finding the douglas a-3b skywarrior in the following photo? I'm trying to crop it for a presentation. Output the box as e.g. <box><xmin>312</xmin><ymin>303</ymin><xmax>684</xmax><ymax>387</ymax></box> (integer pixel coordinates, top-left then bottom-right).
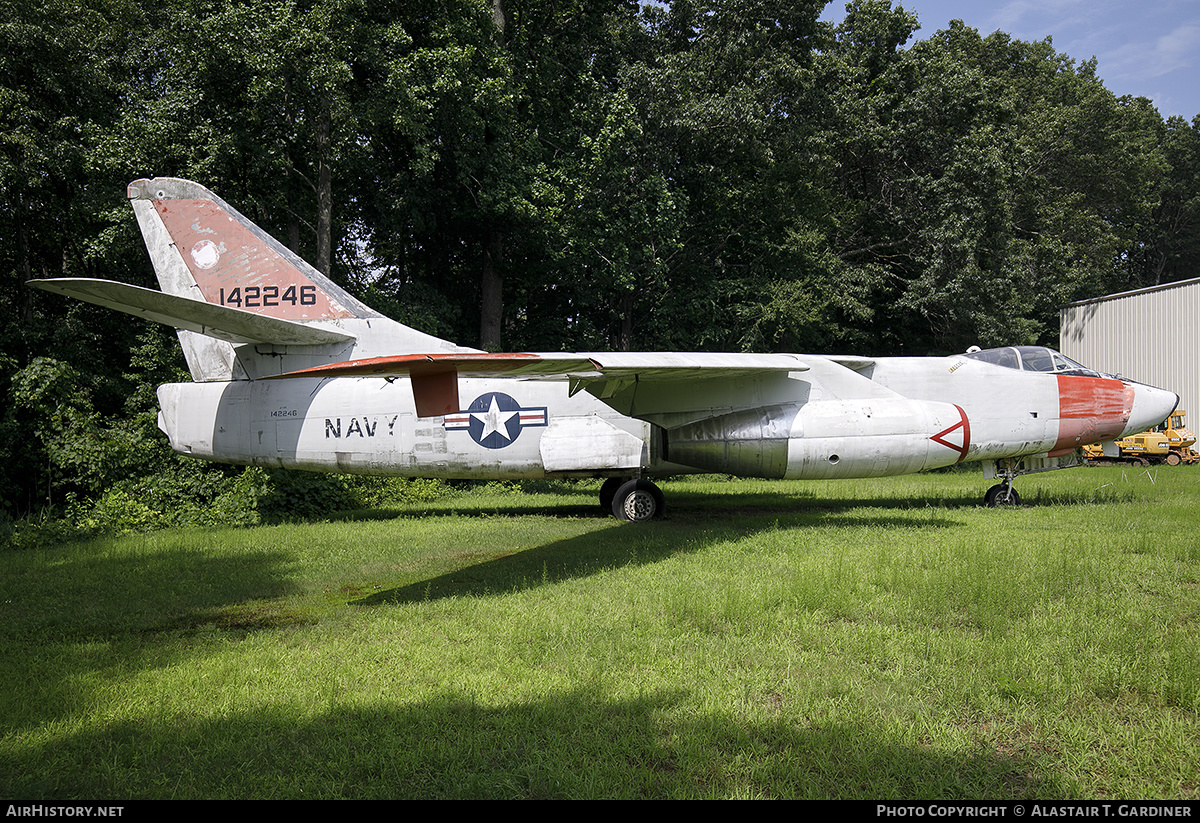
<box><xmin>30</xmin><ymin>179</ymin><xmax>1179</xmax><ymax>520</ymax></box>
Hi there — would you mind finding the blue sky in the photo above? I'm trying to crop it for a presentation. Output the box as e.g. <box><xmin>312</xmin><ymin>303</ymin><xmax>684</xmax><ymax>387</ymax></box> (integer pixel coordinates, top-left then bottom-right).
<box><xmin>820</xmin><ymin>0</ymin><xmax>1200</xmax><ymax>119</ymax></box>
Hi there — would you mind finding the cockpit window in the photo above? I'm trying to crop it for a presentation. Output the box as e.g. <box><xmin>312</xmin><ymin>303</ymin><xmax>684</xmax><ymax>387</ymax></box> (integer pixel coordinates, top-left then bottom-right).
<box><xmin>961</xmin><ymin>347</ymin><xmax>1020</xmax><ymax>369</ymax></box>
<box><xmin>1050</xmin><ymin>352</ymin><xmax>1094</xmax><ymax>374</ymax></box>
<box><xmin>1016</xmin><ymin>346</ymin><xmax>1054</xmax><ymax>372</ymax></box>
<box><xmin>962</xmin><ymin>346</ymin><xmax>1103</xmax><ymax>378</ymax></box>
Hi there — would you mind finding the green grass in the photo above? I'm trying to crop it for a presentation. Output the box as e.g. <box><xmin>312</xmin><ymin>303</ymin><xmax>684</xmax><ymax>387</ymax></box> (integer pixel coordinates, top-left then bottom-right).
<box><xmin>2</xmin><ymin>467</ymin><xmax>1198</xmax><ymax>798</ymax></box>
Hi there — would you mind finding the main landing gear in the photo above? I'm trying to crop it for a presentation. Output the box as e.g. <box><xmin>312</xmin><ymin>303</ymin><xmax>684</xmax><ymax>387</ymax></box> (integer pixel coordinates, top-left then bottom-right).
<box><xmin>599</xmin><ymin>477</ymin><xmax>665</xmax><ymax>522</ymax></box>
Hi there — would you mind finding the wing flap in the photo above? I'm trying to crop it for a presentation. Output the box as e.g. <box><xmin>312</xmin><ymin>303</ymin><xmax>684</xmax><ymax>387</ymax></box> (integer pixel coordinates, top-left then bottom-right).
<box><xmin>28</xmin><ymin>278</ymin><xmax>355</xmax><ymax>346</ymax></box>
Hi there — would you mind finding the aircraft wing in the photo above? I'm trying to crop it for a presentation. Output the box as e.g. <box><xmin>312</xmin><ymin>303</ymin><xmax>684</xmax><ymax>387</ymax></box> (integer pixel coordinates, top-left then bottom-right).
<box><xmin>823</xmin><ymin>355</ymin><xmax>875</xmax><ymax>372</ymax></box>
<box><xmin>28</xmin><ymin>277</ymin><xmax>355</xmax><ymax>346</ymax></box>
<box><xmin>271</xmin><ymin>351</ymin><xmax>811</xmax><ymax>418</ymax></box>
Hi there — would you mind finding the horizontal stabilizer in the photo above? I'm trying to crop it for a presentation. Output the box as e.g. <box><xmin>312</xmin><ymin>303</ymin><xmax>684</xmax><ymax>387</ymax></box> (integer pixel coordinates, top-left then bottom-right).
<box><xmin>28</xmin><ymin>278</ymin><xmax>355</xmax><ymax>346</ymax></box>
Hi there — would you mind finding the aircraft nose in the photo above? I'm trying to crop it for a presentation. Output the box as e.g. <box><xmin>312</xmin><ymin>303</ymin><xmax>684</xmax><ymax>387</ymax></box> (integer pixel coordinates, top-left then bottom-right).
<box><xmin>1124</xmin><ymin>382</ymin><xmax>1179</xmax><ymax>436</ymax></box>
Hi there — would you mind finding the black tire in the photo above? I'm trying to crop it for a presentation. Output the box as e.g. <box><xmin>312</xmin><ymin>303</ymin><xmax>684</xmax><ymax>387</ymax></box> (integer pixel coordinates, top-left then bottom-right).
<box><xmin>611</xmin><ymin>479</ymin><xmax>665</xmax><ymax>522</ymax></box>
<box><xmin>984</xmin><ymin>483</ymin><xmax>1021</xmax><ymax>507</ymax></box>
<box><xmin>599</xmin><ymin>477</ymin><xmax>625</xmax><ymax>511</ymax></box>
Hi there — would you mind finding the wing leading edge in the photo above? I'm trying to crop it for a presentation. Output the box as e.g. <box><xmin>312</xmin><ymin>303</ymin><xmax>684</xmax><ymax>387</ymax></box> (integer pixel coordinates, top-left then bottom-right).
<box><xmin>269</xmin><ymin>352</ymin><xmax>812</xmax><ymax>419</ymax></box>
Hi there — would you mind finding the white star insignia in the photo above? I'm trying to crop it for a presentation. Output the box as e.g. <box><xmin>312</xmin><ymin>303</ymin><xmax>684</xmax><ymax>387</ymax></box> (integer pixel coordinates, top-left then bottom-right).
<box><xmin>473</xmin><ymin>395</ymin><xmax>518</xmax><ymax>441</ymax></box>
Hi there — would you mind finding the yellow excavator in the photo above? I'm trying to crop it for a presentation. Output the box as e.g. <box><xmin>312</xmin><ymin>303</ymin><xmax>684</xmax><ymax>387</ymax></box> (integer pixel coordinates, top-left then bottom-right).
<box><xmin>1085</xmin><ymin>410</ymin><xmax>1197</xmax><ymax>466</ymax></box>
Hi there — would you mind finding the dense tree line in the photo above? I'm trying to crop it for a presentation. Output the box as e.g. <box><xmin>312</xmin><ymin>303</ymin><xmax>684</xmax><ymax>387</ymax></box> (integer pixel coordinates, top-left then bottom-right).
<box><xmin>3</xmin><ymin>0</ymin><xmax>1199</xmax><ymax>522</ymax></box>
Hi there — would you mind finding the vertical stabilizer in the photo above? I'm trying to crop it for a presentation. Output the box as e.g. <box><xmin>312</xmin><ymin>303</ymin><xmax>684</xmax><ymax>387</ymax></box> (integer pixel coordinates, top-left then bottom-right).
<box><xmin>127</xmin><ymin>178</ymin><xmax>468</xmax><ymax>381</ymax></box>
<box><xmin>127</xmin><ymin>178</ymin><xmax>379</xmax><ymax>321</ymax></box>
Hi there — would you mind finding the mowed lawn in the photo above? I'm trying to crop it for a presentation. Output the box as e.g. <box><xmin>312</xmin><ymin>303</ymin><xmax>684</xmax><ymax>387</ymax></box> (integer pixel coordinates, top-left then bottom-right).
<box><xmin>2</xmin><ymin>467</ymin><xmax>1198</xmax><ymax>799</ymax></box>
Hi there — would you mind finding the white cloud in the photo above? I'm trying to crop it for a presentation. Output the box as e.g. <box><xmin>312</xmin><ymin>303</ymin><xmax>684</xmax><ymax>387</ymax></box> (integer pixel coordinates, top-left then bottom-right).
<box><xmin>1150</xmin><ymin>21</ymin><xmax>1200</xmax><ymax>75</ymax></box>
<box><xmin>1103</xmin><ymin>19</ymin><xmax>1199</xmax><ymax>84</ymax></box>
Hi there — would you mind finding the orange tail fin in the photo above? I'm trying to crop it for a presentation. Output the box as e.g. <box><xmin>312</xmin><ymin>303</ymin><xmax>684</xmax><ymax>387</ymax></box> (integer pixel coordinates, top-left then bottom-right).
<box><xmin>127</xmin><ymin>178</ymin><xmax>379</xmax><ymax>321</ymax></box>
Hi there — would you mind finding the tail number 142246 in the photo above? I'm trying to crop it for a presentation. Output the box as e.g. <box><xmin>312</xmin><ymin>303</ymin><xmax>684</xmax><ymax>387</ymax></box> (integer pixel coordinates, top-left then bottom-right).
<box><xmin>220</xmin><ymin>285</ymin><xmax>316</xmax><ymax>308</ymax></box>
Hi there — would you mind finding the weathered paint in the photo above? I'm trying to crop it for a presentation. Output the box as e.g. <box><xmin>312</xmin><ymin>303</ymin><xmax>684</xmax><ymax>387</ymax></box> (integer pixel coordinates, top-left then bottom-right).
<box><xmin>153</xmin><ymin>347</ymin><xmax>1177</xmax><ymax>483</ymax></box>
<box><xmin>930</xmin><ymin>405</ymin><xmax>971</xmax><ymax>462</ymax></box>
<box><xmin>47</xmin><ymin>177</ymin><xmax>1179</xmax><ymax>492</ymax></box>
<box><xmin>156</xmin><ymin>376</ymin><xmax>652</xmax><ymax>479</ymax></box>
<box><xmin>152</xmin><ymin>197</ymin><xmax>353</xmax><ymax>321</ymax></box>
<box><xmin>1053</xmin><ymin>375</ymin><xmax>1133</xmax><ymax>452</ymax></box>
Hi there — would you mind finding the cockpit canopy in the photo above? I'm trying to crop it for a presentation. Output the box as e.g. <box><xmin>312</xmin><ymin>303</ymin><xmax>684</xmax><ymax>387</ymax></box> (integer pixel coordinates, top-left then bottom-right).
<box><xmin>962</xmin><ymin>346</ymin><xmax>1108</xmax><ymax>378</ymax></box>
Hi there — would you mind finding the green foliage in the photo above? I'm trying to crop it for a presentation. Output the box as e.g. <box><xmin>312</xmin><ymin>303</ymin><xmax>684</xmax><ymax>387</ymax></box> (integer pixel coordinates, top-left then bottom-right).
<box><xmin>0</xmin><ymin>462</ymin><xmax>461</xmax><ymax>548</ymax></box>
<box><xmin>1137</xmin><ymin>115</ymin><xmax>1200</xmax><ymax>286</ymax></box>
<box><xmin>9</xmin><ymin>357</ymin><xmax>129</xmax><ymax>501</ymax></box>
<box><xmin>815</xmin><ymin>8</ymin><xmax>1179</xmax><ymax>353</ymax></box>
<box><xmin>3</xmin><ymin>0</ymin><xmax>1200</xmax><ymax>519</ymax></box>
<box><xmin>341</xmin><ymin>476</ymin><xmax>450</xmax><ymax>508</ymax></box>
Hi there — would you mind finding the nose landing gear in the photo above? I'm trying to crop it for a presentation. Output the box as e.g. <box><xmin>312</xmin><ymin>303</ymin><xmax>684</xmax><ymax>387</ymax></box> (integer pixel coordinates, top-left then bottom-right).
<box><xmin>981</xmin><ymin>450</ymin><xmax>1086</xmax><ymax>507</ymax></box>
<box><xmin>984</xmin><ymin>481</ymin><xmax>1021</xmax><ymax>507</ymax></box>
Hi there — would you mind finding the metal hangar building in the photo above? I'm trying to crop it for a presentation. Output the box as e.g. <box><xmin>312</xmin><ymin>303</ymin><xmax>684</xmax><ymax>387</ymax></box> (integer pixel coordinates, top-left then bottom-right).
<box><xmin>1060</xmin><ymin>277</ymin><xmax>1200</xmax><ymax>420</ymax></box>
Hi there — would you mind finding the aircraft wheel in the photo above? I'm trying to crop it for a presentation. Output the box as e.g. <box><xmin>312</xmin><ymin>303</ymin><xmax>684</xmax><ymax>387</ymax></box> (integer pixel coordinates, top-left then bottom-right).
<box><xmin>612</xmin><ymin>479</ymin><xmax>665</xmax><ymax>522</ymax></box>
<box><xmin>984</xmin><ymin>484</ymin><xmax>1021</xmax><ymax>507</ymax></box>
<box><xmin>598</xmin><ymin>477</ymin><xmax>625</xmax><ymax>511</ymax></box>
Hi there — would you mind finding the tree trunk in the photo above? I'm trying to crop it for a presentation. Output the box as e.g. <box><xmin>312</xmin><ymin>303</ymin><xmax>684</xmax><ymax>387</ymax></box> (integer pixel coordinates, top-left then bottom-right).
<box><xmin>492</xmin><ymin>0</ymin><xmax>507</xmax><ymax>43</ymax></box>
<box><xmin>315</xmin><ymin>101</ymin><xmax>333</xmax><ymax>276</ymax></box>
<box><xmin>480</xmin><ymin>229</ymin><xmax>504</xmax><ymax>350</ymax></box>
<box><xmin>17</xmin><ymin>206</ymin><xmax>33</xmax><ymax>325</ymax></box>
<box><xmin>477</xmin><ymin>0</ymin><xmax>508</xmax><ymax>349</ymax></box>
<box><xmin>614</xmin><ymin>291</ymin><xmax>634</xmax><ymax>351</ymax></box>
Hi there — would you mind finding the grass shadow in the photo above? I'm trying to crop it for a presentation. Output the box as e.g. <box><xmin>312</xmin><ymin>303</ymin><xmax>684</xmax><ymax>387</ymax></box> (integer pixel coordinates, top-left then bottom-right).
<box><xmin>0</xmin><ymin>687</ymin><xmax>1074</xmax><ymax>799</ymax></box>
<box><xmin>332</xmin><ymin>469</ymin><xmax>1142</xmax><ymax>528</ymax></box>
<box><xmin>665</xmin><ymin>481</ymin><xmax>1140</xmax><ymax>514</ymax></box>
<box><xmin>0</xmin><ymin>539</ymin><xmax>298</xmax><ymax>732</ymax></box>
<box><xmin>356</xmin><ymin>507</ymin><xmax>961</xmax><ymax>606</ymax></box>
<box><xmin>330</xmin><ymin>500</ymin><xmax>606</xmax><ymax>523</ymax></box>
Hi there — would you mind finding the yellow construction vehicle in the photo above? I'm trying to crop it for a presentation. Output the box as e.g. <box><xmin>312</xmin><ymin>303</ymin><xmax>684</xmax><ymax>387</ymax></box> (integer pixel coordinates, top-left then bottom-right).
<box><xmin>1160</xmin><ymin>410</ymin><xmax>1197</xmax><ymax>465</ymax></box>
<box><xmin>1084</xmin><ymin>410</ymin><xmax>1197</xmax><ymax>466</ymax></box>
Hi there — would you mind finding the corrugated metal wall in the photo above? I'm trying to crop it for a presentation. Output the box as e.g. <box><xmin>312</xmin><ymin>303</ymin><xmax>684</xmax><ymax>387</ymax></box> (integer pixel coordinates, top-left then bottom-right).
<box><xmin>1060</xmin><ymin>277</ymin><xmax>1200</xmax><ymax>417</ymax></box>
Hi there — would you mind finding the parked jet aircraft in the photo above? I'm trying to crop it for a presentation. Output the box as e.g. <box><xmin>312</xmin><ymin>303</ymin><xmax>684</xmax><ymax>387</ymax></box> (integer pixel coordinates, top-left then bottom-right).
<box><xmin>29</xmin><ymin>178</ymin><xmax>1179</xmax><ymax>520</ymax></box>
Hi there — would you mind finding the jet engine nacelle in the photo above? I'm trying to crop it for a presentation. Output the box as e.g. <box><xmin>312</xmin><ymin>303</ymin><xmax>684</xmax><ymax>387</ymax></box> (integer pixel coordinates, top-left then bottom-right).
<box><xmin>665</xmin><ymin>404</ymin><xmax>797</xmax><ymax>478</ymax></box>
<box><xmin>666</xmin><ymin>398</ymin><xmax>969</xmax><ymax>480</ymax></box>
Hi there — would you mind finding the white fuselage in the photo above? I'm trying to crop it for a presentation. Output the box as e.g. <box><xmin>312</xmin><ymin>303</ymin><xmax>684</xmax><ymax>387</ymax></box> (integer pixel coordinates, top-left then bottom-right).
<box><xmin>158</xmin><ymin>375</ymin><xmax>655</xmax><ymax>479</ymax></box>
<box><xmin>156</xmin><ymin>351</ymin><xmax>1176</xmax><ymax>482</ymax></box>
